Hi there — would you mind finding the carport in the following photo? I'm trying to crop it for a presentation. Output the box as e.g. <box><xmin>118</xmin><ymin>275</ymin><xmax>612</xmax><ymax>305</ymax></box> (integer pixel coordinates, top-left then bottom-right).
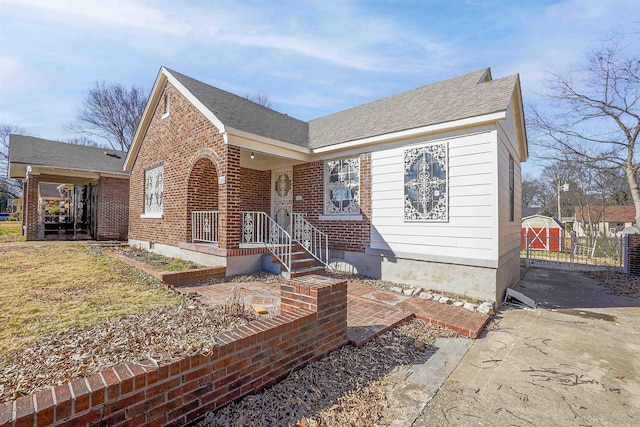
<box><xmin>8</xmin><ymin>135</ymin><xmax>130</xmax><ymax>241</ymax></box>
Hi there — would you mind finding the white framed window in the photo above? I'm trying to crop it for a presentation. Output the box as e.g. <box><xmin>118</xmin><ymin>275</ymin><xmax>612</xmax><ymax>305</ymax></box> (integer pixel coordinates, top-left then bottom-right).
<box><xmin>404</xmin><ymin>142</ymin><xmax>448</xmax><ymax>221</ymax></box>
<box><xmin>142</xmin><ymin>165</ymin><xmax>163</xmax><ymax>218</ymax></box>
<box><xmin>161</xmin><ymin>93</ymin><xmax>170</xmax><ymax>119</ymax></box>
<box><xmin>323</xmin><ymin>157</ymin><xmax>360</xmax><ymax>216</ymax></box>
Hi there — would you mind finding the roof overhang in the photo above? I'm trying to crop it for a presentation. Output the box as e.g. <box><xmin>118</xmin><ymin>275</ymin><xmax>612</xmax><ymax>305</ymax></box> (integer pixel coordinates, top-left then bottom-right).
<box><xmin>511</xmin><ymin>77</ymin><xmax>528</xmax><ymax>162</ymax></box>
<box><xmin>311</xmin><ymin>111</ymin><xmax>507</xmax><ymax>155</ymax></box>
<box><xmin>10</xmin><ymin>163</ymin><xmax>129</xmax><ymax>184</ymax></box>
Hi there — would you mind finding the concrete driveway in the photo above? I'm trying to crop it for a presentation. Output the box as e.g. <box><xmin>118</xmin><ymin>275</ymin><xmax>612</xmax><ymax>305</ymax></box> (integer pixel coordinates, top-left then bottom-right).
<box><xmin>414</xmin><ymin>267</ymin><xmax>640</xmax><ymax>426</ymax></box>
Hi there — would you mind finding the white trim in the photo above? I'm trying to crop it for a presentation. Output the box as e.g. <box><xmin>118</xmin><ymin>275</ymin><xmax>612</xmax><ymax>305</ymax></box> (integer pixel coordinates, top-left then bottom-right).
<box><xmin>226</xmin><ymin>127</ymin><xmax>311</xmax><ymax>154</ymax></box>
<box><xmin>312</xmin><ymin>111</ymin><xmax>506</xmax><ymax>154</ymax></box>
<box><xmin>318</xmin><ymin>214</ymin><xmax>363</xmax><ymax>221</ymax></box>
<box><xmin>227</xmin><ymin>133</ymin><xmax>311</xmax><ymax>162</ymax></box>
<box><xmin>140</xmin><ymin>213</ymin><xmax>163</xmax><ymax>219</ymax></box>
<box><xmin>19</xmin><ymin>164</ymin><xmax>129</xmax><ymax>179</ymax></box>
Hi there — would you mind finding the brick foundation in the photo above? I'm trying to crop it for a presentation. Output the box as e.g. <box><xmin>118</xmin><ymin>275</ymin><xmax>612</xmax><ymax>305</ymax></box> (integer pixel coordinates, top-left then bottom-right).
<box><xmin>0</xmin><ymin>276</ymin><xmax>347</xmax><ymax>427</ymax></box>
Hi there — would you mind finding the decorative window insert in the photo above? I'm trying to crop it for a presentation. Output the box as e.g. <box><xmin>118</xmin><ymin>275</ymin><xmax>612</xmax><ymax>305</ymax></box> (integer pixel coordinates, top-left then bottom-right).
<box><xmin>144</xmin><ymin>165</ymin><xmax>164</xmax><ymax>214</ymax></box>
<box><xmin>509</xmin><ymin>155</ymin><xmax>515</xmax><ymax>222</ymax></box>
<box><xmin>404</xmin><ymin>142</ymin><xmax>448</xmax><ymax>221</ymax></box>
<box><xmin>324</xmin><ymin>158</ymin><xmax>360</xmax><ymax>215</ymax></box>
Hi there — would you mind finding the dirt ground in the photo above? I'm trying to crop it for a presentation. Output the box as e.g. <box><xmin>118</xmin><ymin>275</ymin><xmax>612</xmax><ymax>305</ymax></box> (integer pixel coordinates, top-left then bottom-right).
<box><xmin>414</xmin><ymin>267</ymin><xmax>640</xmax><ymax>426</ymax></box>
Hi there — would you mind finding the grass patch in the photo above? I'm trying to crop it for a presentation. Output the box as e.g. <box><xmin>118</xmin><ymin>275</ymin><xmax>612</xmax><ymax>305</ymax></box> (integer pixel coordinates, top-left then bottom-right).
<box><xmin>0</xmin><ymin>242</ymin><xmax>183</xmax><ymax>356</ymax></box>
<box><xmin>0</xmin><ymin>222</ymin><xmax>24</xmax><ymax>243</ymax></box>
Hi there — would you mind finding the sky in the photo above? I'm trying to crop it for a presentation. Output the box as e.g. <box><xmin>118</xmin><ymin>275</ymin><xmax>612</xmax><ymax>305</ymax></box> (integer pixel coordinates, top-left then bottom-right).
<box><xmin>1</xmin><ymin>0</ymin><xmax>639</xmax><ymax>176</ymax></box>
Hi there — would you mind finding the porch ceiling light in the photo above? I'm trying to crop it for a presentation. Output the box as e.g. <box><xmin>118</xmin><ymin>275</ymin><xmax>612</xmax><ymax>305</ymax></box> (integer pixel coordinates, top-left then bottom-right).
<box><xmin>250</xmin><ymin>152</ymin><xmax>255</xmax><ymax>159</ymax></box>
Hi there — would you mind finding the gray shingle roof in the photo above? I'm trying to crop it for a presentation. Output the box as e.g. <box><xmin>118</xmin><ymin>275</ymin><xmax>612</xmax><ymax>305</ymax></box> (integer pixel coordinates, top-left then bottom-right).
<box><xmin>9</xmin><ymin>135</ymin><xmax>128</xmax><ymax>174</ymax></box>
<box><xmin>164</xmin><ymin>67</ymin><xmax>518</xmax><ymax>150</ymax></box>
<box><xmin>165</xmin><ymin>68</ymin><xmax>309</xmax><ymax>146</ymax></box>
<box><xmin>309</xmin><ymin>69</ymin><xmax>518</xmax><ymax>148</ymax></box>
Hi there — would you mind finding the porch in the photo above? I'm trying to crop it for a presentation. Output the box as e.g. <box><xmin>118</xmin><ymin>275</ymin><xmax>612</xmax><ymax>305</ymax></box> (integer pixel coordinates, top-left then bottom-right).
<box><xmin>182</xmin><ymin>210</ymin><xmax>330</xmax><ymax>278</ymax></box>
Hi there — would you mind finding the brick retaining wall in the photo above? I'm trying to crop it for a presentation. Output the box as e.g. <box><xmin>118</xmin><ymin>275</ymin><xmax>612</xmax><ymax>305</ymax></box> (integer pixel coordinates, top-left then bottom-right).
<box><xmin>0</xmin><ymin>276</ymin><xmax>347</xmax><ymax>426</ymax></box>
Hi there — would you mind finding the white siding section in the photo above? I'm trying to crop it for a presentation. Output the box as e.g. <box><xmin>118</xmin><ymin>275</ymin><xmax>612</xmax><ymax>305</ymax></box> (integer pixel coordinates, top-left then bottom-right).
<box><xmin>371</xmin><ymin>128</ymin><xmax>498</xmax><ymax>261</ymax></box>
<box><xmin>496</xmin><ymin>100</ymin><xmax>524</xmax><ymax>259</ymax></box>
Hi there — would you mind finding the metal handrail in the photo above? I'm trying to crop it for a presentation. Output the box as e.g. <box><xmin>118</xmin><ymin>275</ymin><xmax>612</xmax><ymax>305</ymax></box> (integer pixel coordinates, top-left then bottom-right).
<box><xmin>241</xmin><ymin>211</ymin><xmax>291</xmax><ymax>273</ymax></box>
<box><xmin>191</xmin><ymin>210</ymin><xmax>219</xmax><ymax>243</ymax></box>
<box><xmin>292</xmin><ymin>213</ymin><xmax>330</xmax><ymax>268</ymax></box>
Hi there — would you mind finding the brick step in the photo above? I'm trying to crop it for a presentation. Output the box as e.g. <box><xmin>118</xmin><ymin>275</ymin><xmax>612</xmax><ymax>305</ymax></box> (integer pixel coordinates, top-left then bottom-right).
<box><xmin>291</xmin><ymin>258</ymin><xmax>318</xmax><ymax>269</ymax></box>
<box><xmin>286</xmin><ymin>265</ymin><xmax>327</xmax><ymax>279</ymax></box>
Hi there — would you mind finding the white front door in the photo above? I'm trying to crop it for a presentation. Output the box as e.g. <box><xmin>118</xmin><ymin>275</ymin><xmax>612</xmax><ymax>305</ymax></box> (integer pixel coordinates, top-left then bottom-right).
<box><xmin>271</xmin><ymin>168</ymin><xmax>293</xmax><ymax>232</ymax></box>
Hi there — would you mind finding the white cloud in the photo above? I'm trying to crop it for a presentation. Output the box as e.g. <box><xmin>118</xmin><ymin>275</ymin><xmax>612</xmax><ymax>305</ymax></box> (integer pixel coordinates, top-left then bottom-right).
<box><xmin>0</xmin><ymin>0</ymin><xmax>191</xmax><ymax>35</ymax></box>
<box><xmin>0</xmin><ymin>56</ymin><xmax>28</xmax><ymax>95</ymax></box>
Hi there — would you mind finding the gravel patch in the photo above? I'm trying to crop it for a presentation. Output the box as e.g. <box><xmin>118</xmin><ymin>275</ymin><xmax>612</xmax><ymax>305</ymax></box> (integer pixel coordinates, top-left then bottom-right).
<box><xmin>198</xmin><ymin>319</ymin><xmax>461</xmax><ymax>427</ymax></box>
<box><xmin>582</xmin><ymin>270</ymin><xmax>640</xmax><ymax>298</ymax></box>
<box><xmin>0</xmin><ymin>303</ymin><xmax>256</xmax><ymax>403</ymax></box>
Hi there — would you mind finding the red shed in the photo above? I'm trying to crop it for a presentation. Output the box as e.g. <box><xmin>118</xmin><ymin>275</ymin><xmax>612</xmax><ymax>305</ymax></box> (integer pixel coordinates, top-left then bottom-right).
<box><xmin>521</xmin><ymin>215</ymin><xmax>564</xmax><ymax>252</ymax></box>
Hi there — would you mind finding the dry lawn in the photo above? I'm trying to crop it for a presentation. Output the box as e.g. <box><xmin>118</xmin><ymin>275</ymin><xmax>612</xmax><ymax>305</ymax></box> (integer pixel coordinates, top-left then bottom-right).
<box><xmin>0</xmin><ymin>222</ymin><xmax>23</xmax><ymax>243</ymax></box>
<box><xmin>0</xmin><ymin>242</ymin><xmax>183</xmax><ymax>356</ymax></box>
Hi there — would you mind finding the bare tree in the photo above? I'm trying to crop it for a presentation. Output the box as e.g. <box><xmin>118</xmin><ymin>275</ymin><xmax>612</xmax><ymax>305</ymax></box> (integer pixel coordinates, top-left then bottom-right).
<box><xmin>68</xmin><ymin>82</ymin><xmax>147</xmax><ymax>152</ymax></box>
<box><xmin>243</xmin><ymin>91</ymin><xmax>272</xmax><ymax>108</ymax></box>
<box><xmin>530</xmin><ymin>32</ymin><xmax>640</xmax><ymax>224</ymax></box>
<box><xmin>0</xmin><ymin>123</ymin><xmax>25</xmax><ymax>201</ymax></box>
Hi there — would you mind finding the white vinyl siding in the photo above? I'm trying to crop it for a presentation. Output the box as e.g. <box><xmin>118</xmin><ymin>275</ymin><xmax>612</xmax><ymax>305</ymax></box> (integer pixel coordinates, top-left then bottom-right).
<box><xmin>496</xmin><ymin>103</ymin><xmax>523</xmax><ymax>259</ymax></box>
<box><xmin>371</xmin><ymin>129</ymin><xmax>497</xmax><ymax>261</ymax></box>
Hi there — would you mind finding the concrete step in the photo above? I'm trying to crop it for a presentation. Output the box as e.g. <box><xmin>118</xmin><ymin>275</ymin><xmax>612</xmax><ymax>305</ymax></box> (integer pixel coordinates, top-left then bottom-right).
<box><xmin>291</xmin><ymin>258</ymin><xmax>318</xmax><ymax>269</ymax></box>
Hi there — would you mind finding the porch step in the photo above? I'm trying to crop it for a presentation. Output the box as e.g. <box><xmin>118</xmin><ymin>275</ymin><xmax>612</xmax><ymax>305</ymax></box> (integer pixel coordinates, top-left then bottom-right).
<box><xmin>286</xmin><ymin>265</ymin><xmax>327</xmax><ymax>279</ymax></box>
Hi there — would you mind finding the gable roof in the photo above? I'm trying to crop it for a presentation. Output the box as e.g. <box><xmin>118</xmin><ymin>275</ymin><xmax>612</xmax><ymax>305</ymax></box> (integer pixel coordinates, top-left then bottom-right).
<box><xmin>308</xmin><ymin>69</ymin><xmax>518</xmax><ymax>148</ymax></box>
<box><xmin>574</xmin><ymin>205</ymin><xmax>636</xmax><ymax>222</ymax></box>
<box><xmin>126</xmin><ymin>66</ymin><xmax>526</xmax><ymax>170</ymax></box>
<box><xmin>165</xmin><ymin>68</ymin><xmax>309</xmax><ymax>146</ymax></box>
<box><xmin>8</xmin><ymin>135</ymin><xmax>128</xmax><ymax>178</ymax></box>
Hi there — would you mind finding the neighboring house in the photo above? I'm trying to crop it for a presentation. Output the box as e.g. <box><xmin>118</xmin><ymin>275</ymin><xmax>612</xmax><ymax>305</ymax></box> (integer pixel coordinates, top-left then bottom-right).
<box><xmin>521</xmin><ymin>214</ymin><xmax>564</xmax><ymax>251</ymax></box>
<box><xmin>8</xmin><ymin>136</ymin><xmax>130</xmax><ymax>240</ymax></box>
<box><xmin>125</xmin><ymin>66</ymin><xmax>528</xmax><ymax>303</ymax></box>
<box><xmin>8</xmin><ymin>198</ymin><xmax>22</xmax><ymax>218</ymax></box>
<box><xmin>574</xmin><ymin>205</ymin><xmax>636</xmax><ymax>237</ymax></box>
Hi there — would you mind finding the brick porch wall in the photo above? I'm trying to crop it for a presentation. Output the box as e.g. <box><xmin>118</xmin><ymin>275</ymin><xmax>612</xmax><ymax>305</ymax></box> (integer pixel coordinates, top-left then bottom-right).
<box><xmin>240</xmin><ymin>168</ymin><xmax>271</xmax><ymax>213</ymax></box>
<box><xmin>293</xmin><ymin>153</ymin><xmax>372</xmax><ymax>253</ymax></box>
<box><xmin>0</xmin><ymin>276</ymin><xmax>347</xmax><ymax>427</ymax></box>
<box><xmin>96</xmin><ymin>177</ymin><xmax>129</xmax><ymax>241</ymax></box>
<box><xmin>24</xmin><ymin>174</ymin><xmax>40</xmax><ymax>240</ymax></box>
<box><xmin>128</xmin><ymin>82</ymin><xmax>241</xmax><ymax>249</ymax></box>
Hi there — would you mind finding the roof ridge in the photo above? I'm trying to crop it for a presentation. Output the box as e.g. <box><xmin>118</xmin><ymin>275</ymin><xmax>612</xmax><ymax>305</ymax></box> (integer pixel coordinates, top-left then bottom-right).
<box><xmin>10</xmin><ymin>134</ymin><xmax>126</xmax><ymax>155</ymax></box>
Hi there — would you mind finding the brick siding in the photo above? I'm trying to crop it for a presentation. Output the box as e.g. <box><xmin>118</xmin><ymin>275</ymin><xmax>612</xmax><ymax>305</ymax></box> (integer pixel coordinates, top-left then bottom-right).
<box><xmin>627</xmin><ymin>234</ymin><xmax>640</xmax><ymax>275</ymax></box>
<box><xmin>96</xmin><ymin>177</ymin><xmax>129</xmax><ymax>241</ymax></box>
<box><xmin>24</xmin><ymin>173</ymin><xmax>40</xmax><ymax>240</ymax></box>
<box><xmin>0</xmin><ymin>276</ymin><xmax>347</xmax><ymax>427</ymax></box>
<box><xmin>293</xmin><ymin>153</ymin><xmax>372</xmax><ymax>253</ymax></box>
<box><xmin>128</xmin><ymin>82</ymin><xmax>241</xmax><ymax>249</ymax></box>
<box><xmin>240</xmin><ymin>168</ymin><xmax>271</xmax><ymax>213</ymax></box>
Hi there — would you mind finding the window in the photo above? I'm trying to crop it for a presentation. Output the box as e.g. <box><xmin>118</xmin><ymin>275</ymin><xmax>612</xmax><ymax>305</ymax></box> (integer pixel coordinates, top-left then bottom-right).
<box><xmin>404</xmin><ymin>142</ymin><xmax>448</xmax><ymax>221</ymax></box>
<box><xmin>143</xmin><ymin>165</ymin><xmax>163</xmax><ymax>217</ymax></box>
<box><xmin>161</xmin><ymin>93</ymin><xmax>170</xmax><ymax>119</ymax></box>
<box><xmin>509</xmin><ymin>155</ymin><xmax>515</xmax><ymax>222</ymax></box>
<box><xmin>324</xmin><ymin>158</ymin><xmax>360</xmax><ymax>215</ymax></box>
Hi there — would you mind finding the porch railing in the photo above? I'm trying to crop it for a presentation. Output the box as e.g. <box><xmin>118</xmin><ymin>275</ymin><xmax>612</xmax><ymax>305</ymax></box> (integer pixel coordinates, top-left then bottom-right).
<box><xmin>292</xmin><ymin>213</ymin><xmax>330</xmax><ymax>268</ymax></box>
<box><xmin>241</xmin><ymin>211</ymin><xmax>291</xmax><ymax>273</ymax></box>
<box><xmin>191</xmin><ymin>210</ymin><xmax>219</xmax><ymax>243</ymax></box>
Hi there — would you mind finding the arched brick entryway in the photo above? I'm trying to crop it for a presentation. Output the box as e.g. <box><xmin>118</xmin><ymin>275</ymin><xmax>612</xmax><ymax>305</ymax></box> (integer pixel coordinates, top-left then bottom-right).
<box><xmin>186</xmin><ymin>158</ymin><xmax>219</xmax><ymax>242</ymax></box>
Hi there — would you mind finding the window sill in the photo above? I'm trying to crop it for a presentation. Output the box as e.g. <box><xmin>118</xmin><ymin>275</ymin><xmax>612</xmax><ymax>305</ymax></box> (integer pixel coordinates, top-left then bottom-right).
<box><xmin>318</xmin><ymin>214</ymin><xmax>363</xmax><ymax>221</ymax></box>
<box><xmin>140</xmin><ymin>213</ymin><xmax>163</xmax><ymax>219</ymax></box>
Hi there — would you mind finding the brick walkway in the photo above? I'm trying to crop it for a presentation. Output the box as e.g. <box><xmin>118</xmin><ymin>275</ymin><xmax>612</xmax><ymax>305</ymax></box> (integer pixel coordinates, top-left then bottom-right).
<box><xmin>176</xmin><ymin>277</ymin><xmax>491</xmax><ymax>346</ymax></box>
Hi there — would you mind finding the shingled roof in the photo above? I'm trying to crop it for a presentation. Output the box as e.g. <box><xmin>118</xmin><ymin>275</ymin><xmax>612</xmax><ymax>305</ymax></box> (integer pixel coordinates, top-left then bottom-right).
<box><xmin>163</xmin><ymin>67</ymin><xmax>519</xmax><ymax>149</ymax></box>
<box><xmin>166</xmin><ymin>68</ymin><xmax>309</xmax><ymax>146</ymax></box>
<box><xmin>8</xmin><ymin>135</ymin><xmax>128</xmax><ymax>176</ymax></box>
<box><xmin>309</xmin><ymin>69</ymin><xmax>518</xmax><ymax>148</ymax></box>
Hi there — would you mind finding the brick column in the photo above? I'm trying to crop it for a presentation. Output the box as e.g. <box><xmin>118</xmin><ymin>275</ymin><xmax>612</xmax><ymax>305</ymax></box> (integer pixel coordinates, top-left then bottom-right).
<box><xmin>218</xmin><ymin>145</ymin><xmax>241</xmax><ymax>249</ymax></box>
<box><xmin>627</xmin><ymin>234</ymin><xmax>640</xmax><ymax>275</ymax></box>
<box><xmin>24</xmin><ymin>174</ymin><xmax>40</xmax><ymax>241</ymax></box>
